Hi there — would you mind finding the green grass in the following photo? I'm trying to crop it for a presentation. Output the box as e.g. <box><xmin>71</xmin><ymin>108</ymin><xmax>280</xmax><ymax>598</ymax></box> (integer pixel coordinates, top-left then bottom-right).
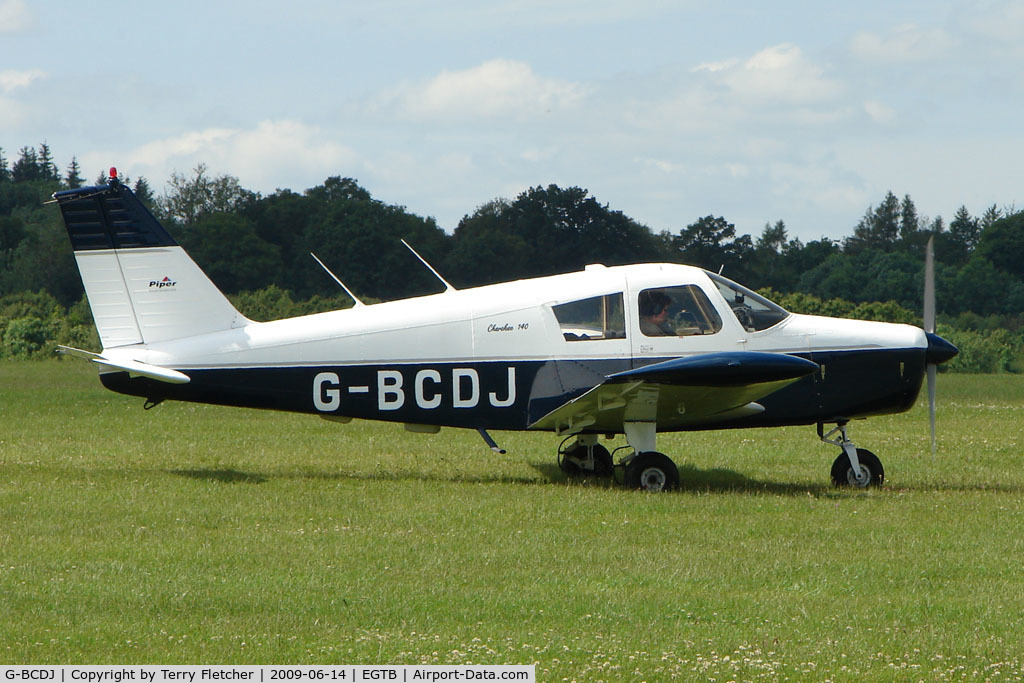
<box><xmin>3</xmin><ymin>361</ymin><xmax>1024</xmax><ymax>679</ymax></box>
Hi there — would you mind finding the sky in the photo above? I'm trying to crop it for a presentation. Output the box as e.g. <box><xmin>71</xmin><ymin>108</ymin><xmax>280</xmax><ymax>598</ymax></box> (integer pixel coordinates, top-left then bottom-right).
<box><xmin>2</xmin><ymin>0</ymin><xmax>1023</xmax><ymax>242</ymax></box>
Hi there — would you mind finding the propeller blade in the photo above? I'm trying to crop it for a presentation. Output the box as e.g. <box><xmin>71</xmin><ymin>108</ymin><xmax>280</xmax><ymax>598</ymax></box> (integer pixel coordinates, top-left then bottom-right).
<box><xmin>924</xmin><ymin>235</ymin><xmax>937</xmax><ymax>454</ymax></box>
<box><xmin>924</xmin><ymin>235</ymin><xmax>936</xmax><ymax>334</ymax></box>
<box><xmin>927</xmin><ymin>363</ymin><xmax>937</xmax><ymax>455</ymax></box>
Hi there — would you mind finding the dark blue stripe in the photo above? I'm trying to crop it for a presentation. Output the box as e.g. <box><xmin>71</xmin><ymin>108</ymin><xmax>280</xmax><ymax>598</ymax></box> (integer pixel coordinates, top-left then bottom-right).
<box><xmin>97</xmin><ymin>347</ymin><xmax>928</xmax><ymax>432</ymax></box>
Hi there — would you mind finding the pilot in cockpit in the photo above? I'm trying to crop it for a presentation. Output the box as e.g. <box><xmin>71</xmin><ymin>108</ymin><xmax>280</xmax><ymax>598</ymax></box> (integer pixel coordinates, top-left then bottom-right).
<box><xmin>639</xmin><ymin>290</ymin><xmax>675</xmax><ymax>336</ymax></box>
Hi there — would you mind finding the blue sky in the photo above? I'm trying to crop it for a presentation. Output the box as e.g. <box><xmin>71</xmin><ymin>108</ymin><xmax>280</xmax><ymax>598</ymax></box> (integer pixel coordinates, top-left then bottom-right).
<box><xmin>3</xmin><ymin>0</ymin><xmax>1023</xmax><ymax>242</ymax></box>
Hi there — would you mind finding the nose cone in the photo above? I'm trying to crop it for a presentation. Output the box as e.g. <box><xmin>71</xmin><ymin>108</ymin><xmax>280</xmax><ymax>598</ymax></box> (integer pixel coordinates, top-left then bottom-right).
<box><xmin>925</xmin><ymin>332</ymin><xmax>959</xmax><ymax>365</ymax></box>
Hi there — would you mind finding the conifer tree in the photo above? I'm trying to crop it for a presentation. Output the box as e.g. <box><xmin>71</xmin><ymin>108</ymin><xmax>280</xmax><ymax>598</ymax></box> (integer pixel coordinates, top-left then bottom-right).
<box><xmin>11</xmin><ymin>147</ymin><xmax>40</xmax><ymax>182</ymax></box>
<box><xmin>37</xmin><ymin>142</ymin><xmax>59</xmax><ymax>181</ymax></box>
<box><xmin>65</xmin><ymin>157</ymin><xmax>84</xmax><ymax>189</ymax></box>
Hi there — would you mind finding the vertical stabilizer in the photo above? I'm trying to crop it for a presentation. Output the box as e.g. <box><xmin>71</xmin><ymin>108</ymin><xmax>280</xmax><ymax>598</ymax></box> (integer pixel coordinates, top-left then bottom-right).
<box><xmin>53</xmin><ymin>175</ymin><xmax>248</xmax><ymax>348</ymax></box>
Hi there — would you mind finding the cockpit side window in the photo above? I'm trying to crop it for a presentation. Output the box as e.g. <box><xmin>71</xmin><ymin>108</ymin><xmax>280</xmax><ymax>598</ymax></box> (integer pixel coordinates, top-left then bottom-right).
<box><xmin>553</xmin><ymin>293</ymin><xmax>626</xmax><ymax>341</ymax></box>
<box><xmin>638</xmin><ymin>286</ymin><xmax>722</xmax><ymax>337</ymax></box>
<box><xmin>707</xmin><ymin>272</ymin><xmax>790</xmax><ymax>332</ymax></box>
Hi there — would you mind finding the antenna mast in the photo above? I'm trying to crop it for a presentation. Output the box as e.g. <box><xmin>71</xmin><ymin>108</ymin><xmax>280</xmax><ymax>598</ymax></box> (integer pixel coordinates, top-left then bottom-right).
<box><xmin>401</xmin><ymin>239</ymin><xmax>457</xmax><ymax>293</ymax></box>
<box><xmin>310</xmin><ymin>253</ymin><xmax>365</xmax><ymax>307</ymax></box>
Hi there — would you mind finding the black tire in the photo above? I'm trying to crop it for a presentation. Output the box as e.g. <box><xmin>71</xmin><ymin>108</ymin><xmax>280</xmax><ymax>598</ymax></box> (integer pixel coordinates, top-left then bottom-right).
<box><xmin>830</xmin><ymin>448</ymin><xmax>884</xmax><ymax>488</ymax></box>
<box><xmin>592</xmin><ymin>445</ymin><xmax>614</xmax><ymax>477</ymax></box>
<box><xmin>558</xmin><ymin>443</ymin><xmax>614</xmax><ymax>478</ymax></box>
<box><xmin>624</xmin><ymin>451</ymin><xmax>679</xmax><ymax>492</ymax></box>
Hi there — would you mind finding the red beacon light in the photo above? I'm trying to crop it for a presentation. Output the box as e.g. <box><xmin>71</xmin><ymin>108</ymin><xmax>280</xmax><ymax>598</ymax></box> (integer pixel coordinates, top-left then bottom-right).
<box><xmin>109</xmin><ymin>166</ymin><xmax>118</xmax><ymax>181</ymax></box>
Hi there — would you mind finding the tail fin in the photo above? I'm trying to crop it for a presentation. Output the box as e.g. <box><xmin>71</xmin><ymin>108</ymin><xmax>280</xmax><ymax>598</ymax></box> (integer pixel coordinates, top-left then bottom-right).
<box><xmin>53</xmin><ymin>174</ymin><xmax>247</xmax><ymax>348</ymax></box>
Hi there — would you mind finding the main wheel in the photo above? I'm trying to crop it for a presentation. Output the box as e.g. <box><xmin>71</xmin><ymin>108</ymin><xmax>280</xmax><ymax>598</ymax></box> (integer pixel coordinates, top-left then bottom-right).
<box><xmin>830</xmin><ymin>448</ymin><xmax>884</xmax><ymax>488</ymax></box>
<box><xmin>558</xmin><ymin>443</ymin><xmax>614</xmax><ymax>477</ymax></box>
<box><xmin>624</xmin><ymin>451</ymin><xmax>679</xmax><ymax>492</ymax></box>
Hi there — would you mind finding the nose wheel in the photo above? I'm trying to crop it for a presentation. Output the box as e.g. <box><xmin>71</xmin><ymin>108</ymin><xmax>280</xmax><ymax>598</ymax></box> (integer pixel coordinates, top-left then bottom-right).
<box><xmin>830</xmin><ymin>448</ymin><xmax>884</xmax><ymax>487</ymax></box>
<box><xmin>819</xmin><ymin>423</ymin><xmax>885</xmax><ymax>488</ymax></box>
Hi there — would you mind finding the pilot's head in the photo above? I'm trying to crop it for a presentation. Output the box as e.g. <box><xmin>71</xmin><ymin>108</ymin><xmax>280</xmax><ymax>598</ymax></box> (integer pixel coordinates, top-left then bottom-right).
<box><xmin>639</xmin><ymin>290</ymin><xmax>671</xmax><ymax>317</ymax></box>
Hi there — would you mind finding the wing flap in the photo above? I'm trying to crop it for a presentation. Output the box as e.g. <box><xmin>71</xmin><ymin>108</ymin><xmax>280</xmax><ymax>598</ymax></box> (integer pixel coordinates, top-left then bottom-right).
<box><xmin>530</xmin><ymin>351</ymin><xmax>817</xmax><ymax>435</ymax></box>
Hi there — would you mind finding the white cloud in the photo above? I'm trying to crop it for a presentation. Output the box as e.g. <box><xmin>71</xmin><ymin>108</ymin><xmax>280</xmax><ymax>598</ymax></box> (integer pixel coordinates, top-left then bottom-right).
<box><xmin>963</xmin><ymin>0</ymin><xmax>1024</xmax><ymax>43</ymax></box>
<box><xmin>0</xmin><ymin>0</ymin><xmax>30</xmax><ymax>33</ymax></box>
<box><xmin>0</xmin><ymin>68</ymin><xmax>46</xmax><ymax>93</ymax></box>
<box><xmin>90</xmin><ymin>120</ymin><xmax>358</xmax><ymax>194</ymax></box>
<box><xmin>724</xmin><ymin>44</ymin><xmax>843</xmax><ymax>104</ymax></box>
<box><xmin>713</xmin><ymin>44</ymin><xmax>842</xmax><ymax>105</ymax></box>
<box><xmin>0</xmin><ymin>69</ymin><xmax>45</xmax><ymax>130</ymax></box>
<box><xmin>850</xmin><ymin>24</ymin><xmax>957</xmax><ymax>63</ymax></box>
<box><xmin>632</xmin><ymin>44</ymin><xmax>846</xmax><ymax>138</ymax></box>
<box><xmin>863</xmin><ymin>100</ymin><xmax>897</xmax><ymax>125</ymax></box>
<box><xmin>378</xmin><ymin>59</ymin><xmax>588</xmax><ymax>121</ymax></box>
<box><xmin>635</xmin><ymin>156</ymin><xmax>686</xmax><ymax>174</ymax></box>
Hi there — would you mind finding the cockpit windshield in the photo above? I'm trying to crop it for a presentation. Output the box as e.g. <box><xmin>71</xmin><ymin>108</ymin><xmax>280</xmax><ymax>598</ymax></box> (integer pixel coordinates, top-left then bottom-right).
<box><xmin>707</xmin><ymin>272</ymin><xmax>790</xmax><ymax>332</ymax></box>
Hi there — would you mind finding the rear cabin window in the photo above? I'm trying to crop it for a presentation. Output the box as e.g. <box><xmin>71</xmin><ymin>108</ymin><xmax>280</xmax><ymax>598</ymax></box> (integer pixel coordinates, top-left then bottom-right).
<box><xmin>553</xmin><ymin>293</ymin><xmax>626</xmax><ymax>341</ymax></box>
<box><xmin>707</xmin><ymin>272</ymin><xmax>790</xmax><ymax>332</ymax></box>
<box><xmin>638</xmin><ymin>286</ymin><xmax>722</xmax><ymax>337</ymax></box>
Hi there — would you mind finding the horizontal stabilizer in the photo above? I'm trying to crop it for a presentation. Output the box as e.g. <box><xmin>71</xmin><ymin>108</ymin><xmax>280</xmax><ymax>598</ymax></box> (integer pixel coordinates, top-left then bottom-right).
<box><xmin>57</xmin><ymin>346</ymin><xmax>190</xmax><ymax>384</ymax></box>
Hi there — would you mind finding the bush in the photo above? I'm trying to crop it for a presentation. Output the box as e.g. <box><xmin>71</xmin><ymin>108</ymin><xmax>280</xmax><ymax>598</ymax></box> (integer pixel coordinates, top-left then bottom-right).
<box><xmin>229</xmin><ymin>285</ymin><xmax>360</xmax><ymax>322</ymax></box>
<box><xmin>3</xmin><ymin>315</ymin><xmax>58</xmax><ymax>358</ymax></box>
<box><xmin>941</xmin><ymin>325</ymin><xmax>1021</xmax><ymax>373</ymax></box>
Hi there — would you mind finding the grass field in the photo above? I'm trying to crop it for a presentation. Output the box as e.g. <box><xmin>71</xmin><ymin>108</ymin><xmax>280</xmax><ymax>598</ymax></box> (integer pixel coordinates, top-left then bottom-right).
<box><xmin>3</xmin><ymin>360</ymin><xmax>1024</xmax><ymax>680</ymax></box>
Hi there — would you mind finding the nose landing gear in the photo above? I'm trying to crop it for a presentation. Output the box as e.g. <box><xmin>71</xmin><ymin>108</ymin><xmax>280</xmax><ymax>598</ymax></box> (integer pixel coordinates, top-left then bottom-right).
<box><xmin>819</xmin><ymin>422</ymin><xmax>885</xmax><ymax>488</ymax></box>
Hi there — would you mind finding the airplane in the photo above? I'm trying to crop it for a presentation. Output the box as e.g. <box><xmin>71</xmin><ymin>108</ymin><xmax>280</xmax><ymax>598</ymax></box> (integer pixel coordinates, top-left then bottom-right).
<box><xmin>50</xmin><ymin>169</ymin><xmax>959</xmax><ymax>492</ymax></box>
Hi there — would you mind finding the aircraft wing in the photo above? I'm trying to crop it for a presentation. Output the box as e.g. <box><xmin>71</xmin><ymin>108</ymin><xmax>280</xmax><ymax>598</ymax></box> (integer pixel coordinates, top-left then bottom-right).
<box><xmin>530</xmin><ymin>351</ymin><xmax>818</xmax><ymax>435</ymax></box>
<box><xmin>57</xmin><ymin>346</ymin><xmax>191</xmax><ymax>384</ymax></box>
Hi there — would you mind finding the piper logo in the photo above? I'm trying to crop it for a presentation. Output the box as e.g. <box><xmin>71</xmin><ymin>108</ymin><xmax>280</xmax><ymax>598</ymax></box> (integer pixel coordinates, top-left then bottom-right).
<box><xmin>149</xmin><ymin>276</ymin><xmax>176</xmax><ymax>289</ymax></box>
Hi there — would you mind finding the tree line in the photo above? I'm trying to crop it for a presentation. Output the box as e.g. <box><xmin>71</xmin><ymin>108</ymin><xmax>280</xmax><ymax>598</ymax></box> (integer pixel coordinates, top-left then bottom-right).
<box><xmin>2</xmin><ymin>143</ymin><xmax>1023</xmax><ymax>371</ymax></box>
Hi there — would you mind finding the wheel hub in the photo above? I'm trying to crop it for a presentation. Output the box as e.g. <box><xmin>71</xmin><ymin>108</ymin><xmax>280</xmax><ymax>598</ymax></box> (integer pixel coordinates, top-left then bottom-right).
<box><xmin>847</xmin><ymin>464</ymin><xmax>871</xmax><ymax>487</ymax></box>
<box><xmin>640</xmin><ymin>467</ymin><xmax>667</xmax><ymax>491</ymax></box>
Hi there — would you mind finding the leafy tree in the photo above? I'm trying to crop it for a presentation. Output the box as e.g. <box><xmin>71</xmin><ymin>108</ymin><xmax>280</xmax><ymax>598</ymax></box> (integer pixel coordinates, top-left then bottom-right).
<box><xmin>447</xmin><ymin>199</ymin><xmax>532</xmax><ymax>286</ymax></box>
<box><xmin>0</xmin><ymin>215</ymin><xmax>27</xmax><ymax>255</ymax></box>
<box><xmin>179</xmin><ymin>213</ymin><xmax>282</xmax><ymax>293</ymax></box>
<box><xmin>672</xmin><ymin>215</ymin><xmax>753</xmax><ymax>279</ymax></box>
<box><xmin>975</xmin><ymin>210</ymin><xmax>1024</xmax><ymax>281</ymax></box>
<box><xmin>449</xmin><ymin>185</ymin><xmax>663</xmax><ymax>287</ymax></box>
<box><xmin>0</xmin><ymin>147</ymin><xmax>9</xmax><ymax>183</ymax></box>
<box><xmin>946</xmin><ymin>254</ymin><xmax>1024</xmax><ymax>316</ymax></box>
<box><xmin>300</xmin><ymin>177</ymin><xmax>451</xmax><ymax>300</ymax></box>
<box><xmin>305</xmin><ymin>176</ymin><xmax>372</xmax><ymax>204</ymax></box>
<box><xmin>159</xmin><ymin>164</ymin><xmax>257</xmax><ymax>226</ymax></box>
<box><xmin>797</xmin><ymin>247</ymin><xmax>923</xmax><ymax>310</ymax></box>
<box><xmin>244</xmin><ymin>188</ymin><xmax>311</xmax><ymax>282</ymax></box>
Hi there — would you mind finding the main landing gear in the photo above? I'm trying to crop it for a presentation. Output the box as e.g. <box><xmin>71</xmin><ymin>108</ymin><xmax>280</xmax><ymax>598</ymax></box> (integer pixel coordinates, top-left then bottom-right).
<box><xmin>557</xmin><ymin>434</ymin><xmax>614</xmax><ymax>477</ymax></box>
<box><xmin>558</xmin><ymin>421</ymin><xmax>885</xmax><ymax>492</ymax></box>
<box><xmin>819</xmin><ymin>422</ymin><xmax>885</xmax><ymax>488</ymax></box>
<box><xmin>558</xmin><ymin>422</ymin><xmax>681</xmax><ymax>492</ymax></box>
